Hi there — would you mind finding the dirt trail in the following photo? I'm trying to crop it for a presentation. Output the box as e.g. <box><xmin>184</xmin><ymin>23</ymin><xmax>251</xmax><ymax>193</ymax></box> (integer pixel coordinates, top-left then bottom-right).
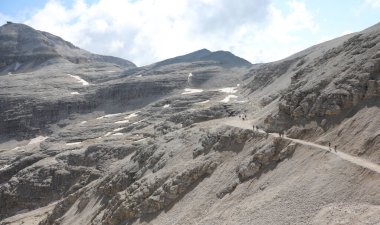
<box><xmin>222</xmin><ymin>117</ymin><xmax>380</xmax><ymax>174</ymax></box>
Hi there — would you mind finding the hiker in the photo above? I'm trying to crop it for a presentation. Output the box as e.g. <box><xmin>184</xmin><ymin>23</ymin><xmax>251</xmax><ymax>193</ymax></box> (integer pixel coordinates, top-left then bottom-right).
<box><xmin>255</xmin><ymin>125</ymin><xmax>258</xmax><ymax>131</ymax></box>
<box><xmin>328</xmin><ymin>142</ymin><xmax>331</xmax><ymax>151</ymax></box>
<box><xmin>334</xmin><ymin>145</ymin><xmax>337</xmax><ymax>152</ymax></box>
<box><xmin>253</xmin><ymin>124</ymin><xmax>255</xmax><ymax>131</ymax></box>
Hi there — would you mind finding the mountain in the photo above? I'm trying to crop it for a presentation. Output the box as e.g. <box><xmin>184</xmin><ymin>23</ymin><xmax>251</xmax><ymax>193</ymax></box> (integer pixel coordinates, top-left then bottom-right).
<box><xmin>0</xmin><ymin>22</ymin><xmax>135</xmax><ymax>75</ymax></box>
<box><xmin>150</xmin><ymin>48</ymin><xmax>251</xmax><ymax>68</ymax></box>
<box><xmin>0</xmin><ymin>22</ymin><xmax>379</xmax><ymax>225</ymax></box>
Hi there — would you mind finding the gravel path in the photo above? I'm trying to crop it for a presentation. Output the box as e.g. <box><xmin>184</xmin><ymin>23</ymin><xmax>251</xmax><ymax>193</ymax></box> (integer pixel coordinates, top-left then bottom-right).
<box><xmin>222</xmin><ymin>117</ymin><xmax>380</xmax><ymax>174</ymax></box>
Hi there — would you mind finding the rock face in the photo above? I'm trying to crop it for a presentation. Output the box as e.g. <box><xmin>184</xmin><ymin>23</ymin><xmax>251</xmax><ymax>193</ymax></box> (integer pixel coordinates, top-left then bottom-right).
<box><xmin>277</xmin><ymin>31</ymin><xmax>380</xmax><ymax>120</ymax></box>
<box><xmin>1</xmin><ymin>22</ymin><xmax>380</xmax><ymax>225</ymax></box>
<box><xmin>0</xmin><ymin>22</ymin><xmax>135</xmax><ymax>74</ymax></box>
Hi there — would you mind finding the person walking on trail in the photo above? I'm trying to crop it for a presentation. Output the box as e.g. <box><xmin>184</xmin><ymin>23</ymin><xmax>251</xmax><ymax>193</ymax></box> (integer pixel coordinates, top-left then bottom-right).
<box><xmin>334</xmin><ymin>145</ymin><xmax>337</xmax><ymax>152</ymax></box>
<box><xmin>253</xmin><ymin>124</ymin><xmax>255</xmax><ymax>131</ymax></box>
<box><xmin>328</xmin><ymin>142</ymin><xmax>331</xmax><ymax>151</ymax></box>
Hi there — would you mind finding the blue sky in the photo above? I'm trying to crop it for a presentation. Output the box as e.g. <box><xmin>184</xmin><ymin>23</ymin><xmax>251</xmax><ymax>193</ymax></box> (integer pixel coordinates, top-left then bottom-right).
<box><xmin>1</xmin><ymin>0</ymin><xmax>380</xmax><ymax>66</ymax></box>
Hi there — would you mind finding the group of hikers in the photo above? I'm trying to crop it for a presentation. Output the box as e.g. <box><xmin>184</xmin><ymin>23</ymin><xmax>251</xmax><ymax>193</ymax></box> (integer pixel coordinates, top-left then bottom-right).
<box><xmin>328</xmin><ymin>142</ymin><xmax>338</xmax><ymax>152</ymax></box>
<box><xmin>239</xmin><ymin>114</ymin><xmax>338</xmax><ymax>153</ymax></box>
<box><xmin>239</xmin><ymin>114</ymin><xmax>247</xmax><ymax>120</ymax></box>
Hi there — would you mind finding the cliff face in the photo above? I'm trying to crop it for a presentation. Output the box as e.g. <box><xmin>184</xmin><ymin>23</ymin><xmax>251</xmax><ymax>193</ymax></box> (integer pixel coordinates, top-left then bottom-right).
<box><xmin>0</xmin><ymin>23</ymin><xmax>380</xmax><ymax>225</ymax></box>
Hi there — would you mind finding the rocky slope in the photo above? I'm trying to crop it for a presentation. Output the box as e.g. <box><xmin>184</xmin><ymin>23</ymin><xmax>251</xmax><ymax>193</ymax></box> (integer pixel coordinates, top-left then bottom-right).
<box><xmin>0</xmin><ymin>22</ymin><xmax>379</xmax><ymax>225</ymax></box>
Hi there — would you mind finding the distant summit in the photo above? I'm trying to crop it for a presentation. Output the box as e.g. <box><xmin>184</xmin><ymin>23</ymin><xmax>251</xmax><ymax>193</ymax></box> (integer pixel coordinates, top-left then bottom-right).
<box><xmin>151</xmin><ymin>48</ymin><xmax>252</xmax><ymax>68</ymax></box>
<box><xmin>0</xmin><ymin>23</ymin><xmax>135</xmax><ymax>74</ymax></box>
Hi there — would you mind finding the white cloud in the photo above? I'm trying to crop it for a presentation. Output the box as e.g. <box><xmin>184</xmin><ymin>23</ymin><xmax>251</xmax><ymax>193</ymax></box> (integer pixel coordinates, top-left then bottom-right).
<box><xmin>21</xmin><ymin>0</ymin><xmax>319</xmax><ymax>66</ymax></box>
<box><xmin>365</xmin><ymin>0</ymin><xmax>380</xmax><ymax>8</ymax></box>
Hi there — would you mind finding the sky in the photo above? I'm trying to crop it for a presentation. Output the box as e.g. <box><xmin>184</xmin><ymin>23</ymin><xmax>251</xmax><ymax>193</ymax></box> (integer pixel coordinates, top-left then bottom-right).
<box><xmin>1</xmin><ymin>0</ymin><xmax>380</xmax><ymax>66</ymax></box>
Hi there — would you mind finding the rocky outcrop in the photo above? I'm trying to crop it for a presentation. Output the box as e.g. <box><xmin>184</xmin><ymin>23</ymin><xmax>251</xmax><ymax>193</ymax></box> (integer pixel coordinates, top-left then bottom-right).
<box><xmin>101</xmin><ymin>160</ymin><xmax>217</xmax><ymax>225</ymax></box>
<box><xmin>193</xmin><ymin>126</ymin><xmax>254</xmax><ymax>158</ymax></box>
<box><xmin>236</xmin><ymin>138</ymin><xmax>295</xmax><ymax>182</ymax></box>
<box><xmin>266</xmin><ymin>29</ymin><xmax>380</xmax><ymax>123</ymax></box>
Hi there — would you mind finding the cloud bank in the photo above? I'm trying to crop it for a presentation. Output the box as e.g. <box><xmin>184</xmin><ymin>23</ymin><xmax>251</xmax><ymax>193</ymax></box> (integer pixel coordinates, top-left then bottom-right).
<box><xmin>16</xmin><ymin>0</ymin><xmax>319</xmax><ymax>65</ymax></box>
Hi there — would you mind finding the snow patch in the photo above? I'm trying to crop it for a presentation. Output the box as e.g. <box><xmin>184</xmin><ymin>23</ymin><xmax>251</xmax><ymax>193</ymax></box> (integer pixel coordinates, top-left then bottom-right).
<box><xmin>136</xmin><ymin>75</ymin><xmax>142</xmax><ymax>78</ymax></box>
<box><xmin>113</xmin><ymin>127</ymin><xmax>124</xmax><ymax>132</ymax></box>
<box><xmin>14</xmin><ymin>62</ymin><xmax>22</xmax><ymax>71</ymax></box>
<box><xmin>66</xmin><ymin>142</ymin><xmax>82</xmax><ymax>146</ymax></box>
<box><xmin>104</xmin><ymin>132</ymin><xmax>112</xmax><ymax>137</ymax></box>
<box><xmin>28</xmin><ymin>136</ymin><xmax>48</xmax><ymax>145</ymax></box>
<box><xmin>237</xmin><ymin>84</ymin><xmax>240</xmax><ymax>87</ymax></box>
<box><xmin>112</xmin><ymin>133</ymin><xmax>124</xmax><ymax>136</ymax></box>
<box><xmin>125</xmin><ymin>112</ymin><xmax>139</xmax><ymax>119</ymax></box>
<box><xmin>187</xmin><ymin>73</ymin><xmax>193</xmax><ymax>83</ymax></box>
<box><xmin>182</xmin><ymin>88</ymin><xmax>203</xmax><ymax>95</ymax></box>
<box><xmin>0</xmin><ymin>164</ymin><xmax>11</xmax><ymax>171</ymax></box>
<box><xmin>115</xmin><ymin>120</ymin><xmax>129</xmax><ymax>124</ymax></box>
<box><xmin>218</xmin><ymin>87</ymin><xmax>237</xmax><ymax>94</ymax></box>
<box><xmin>71</xmin><ymin>92</ymin><xmax>80</xmax><ymax>95</ymax></box>
<box><xmin>163</xmin><ymin>104</ymin><xmax>170</xmax><ymax>108</ymax></box>
<box><xmin>220</xmin><ymin>95</ymin><xmax>238</xmax><ymax>103</ymax></box>
<box><xmin>132</xmin><ymin>120</ymin><xmax>143</xmax><ymax>125</ymax></box>
<box><xmin>68</xmin><ymin>74</ymin><xmax>89</xmax><ymax>86</ymax></box>
<box><xmin>196</xmin><ymin>100</ymin><xmax>210</xmax><ymax>104</ymax></box>
<box><xmin>80</xmin><ymin>121</ymin><xmax>87</xmax><ymax>124</ymax></box>
<box><xmin>97</xmin><ymin>113</ymin><xmax>123</xmax><ymax>119</ymax></box>
<box><xmin>135</xmin><ymin>138</ymin><xmax>147</xmax><ymax>142</ymax></box>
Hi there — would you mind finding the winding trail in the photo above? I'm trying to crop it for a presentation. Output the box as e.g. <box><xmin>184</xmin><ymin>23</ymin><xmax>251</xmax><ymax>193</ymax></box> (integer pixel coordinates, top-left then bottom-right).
<box><xmin>223</xmin><ymin>118</ymin><xmax>380</xmax><ymax>174</ymax></box>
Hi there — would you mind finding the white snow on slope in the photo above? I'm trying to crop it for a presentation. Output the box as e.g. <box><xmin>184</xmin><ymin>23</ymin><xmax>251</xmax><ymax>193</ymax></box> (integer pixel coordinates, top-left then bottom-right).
<box><xmin>66</xmin><ymin>142</ymin><xmax>82</xmax><ymax>146</ymax></box>
<box><xmin>196</xmin><ymin>100</ymin><xmax>210</xmax><ymax>104</ymax></box>
<box><xmin>68</xmin><ymin>74</ymin><xmax>89</xmax><ymax>86</ymax></box>
<box><xmin>135</xmin><ymin>138</ymin><xmax>147</xmax><ymax>142</ymax></box>
<box><xmin>113</xmin><ymin>127</ymin><xmax>124</xmax><ymax>132</ymax></box>
<box><xmin>0</xmin><ymin>164</ymin><xmax>11</xmax><ymax>171</ymax></box>
<box><xmin>115</xmin><ymin>120</ymin><xmax>129</xmax><ymax>124</ymax></box>
<box><xmin>112</xmin><ymin>133</ymin><xmax>124</xmax><ymax>136</ymax></box>
<box><xmin>80</xmin><ymin>121</ymin><xmax>87</xmax><ymax>124</ymax></box>
<box><xmin>14</xmin><ymin>62</ymin><xmax>22</xmax><ymax>71</ymax></box>
<box><xmin>71</xmin><ymin>92</ymin><xmax>80</xmax><ymax>95</ymax></box>
<box><xmin>28</xmin><ymin>136</ymin><xmax>48</xmax><ymax>145</ymax></box>
<box><xmin>97</xmin><ymin>113</ymin><xmax>123</xmax><ymax>119</ymax></box>
<box><xmin>182</xmin><ymin>88</ymin><xmax>204</xmax><ymax>95</ymax></box>
<box><xmin>218</xmin><ymin>87</ymin><xmax>237</xmax><ymax>93</ymax></box>
<box><xmin>132</xmin><ymin>120</ymin><xmax>143</xmax><ymax>125</ymax></box>
<box><xmin>220</xmin><ymin>95</ymin><xmax>238</xmax><ymax>103</ymax></box>
<box><xmin>125</xmin><ymin>112</ymin><xmax>139</xmax><ymax>119</ymax></box>
<box><xmin>104</xmin><ymin>132</ymin><xmax>112</xmax><ymax>137</ymax></box>
<box><xmin>187</xmin><ymin>73</ymin><xmax>193</xmax><ymax>83</ymax></box>
<box><xmin>163</xmin><ymin>104</ymin><xmax>170</xmax><ymax>108</ymax></box>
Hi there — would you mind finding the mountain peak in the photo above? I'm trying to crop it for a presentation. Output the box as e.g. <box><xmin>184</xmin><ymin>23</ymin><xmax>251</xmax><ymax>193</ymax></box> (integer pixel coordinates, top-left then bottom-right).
<box><xmin>0</xmin><ymin>23</ymin><xmax>135</xmax><ymax>74</ymax></box>
<box><xmin>151</xmin><ymin>48</ymin><xmax>251</xmax><ymax>68</ymax></box>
